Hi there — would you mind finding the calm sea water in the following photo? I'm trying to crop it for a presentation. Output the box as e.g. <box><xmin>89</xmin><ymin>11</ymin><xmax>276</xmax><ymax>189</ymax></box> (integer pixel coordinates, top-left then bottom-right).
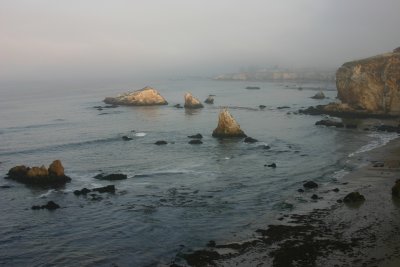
<box><xmin>0</xmin><ymin>78</ymin><xmax>396</xmax><ymax>266</ymax></box>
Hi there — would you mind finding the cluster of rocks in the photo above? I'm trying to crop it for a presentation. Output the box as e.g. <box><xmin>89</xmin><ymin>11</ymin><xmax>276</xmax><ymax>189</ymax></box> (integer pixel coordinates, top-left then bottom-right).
<box><xmin>74</xmin><ymin>185</ymin><xmax>116</xmax><ymax>196</ymax></box>
<box><xmin>6</xmin><ymin>160</ymin><xmax>71</xmax><ymax>186</ymax></box>
<box><xmin>103</xmin><ymin>87</ymin><xmax>215</xmax><ymax>109</ymax></box>
<box><xmin>31</xmin><ymin>201</ymin><xmax>60</xmax><ymax>210</ymax></box>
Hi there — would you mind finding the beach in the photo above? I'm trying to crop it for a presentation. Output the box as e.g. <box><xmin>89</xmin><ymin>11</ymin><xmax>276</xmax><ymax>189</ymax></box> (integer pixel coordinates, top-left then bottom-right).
<box><xmin>176</xmin><ymin>136</ymin><xmax>400</xmax><ymax>267</ymax></box>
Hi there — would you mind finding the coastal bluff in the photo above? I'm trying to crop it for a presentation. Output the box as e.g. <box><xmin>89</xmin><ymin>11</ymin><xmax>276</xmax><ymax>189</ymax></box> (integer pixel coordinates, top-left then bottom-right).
<box><xmin>336</xmin><ymin>47</ymin><xmax>400</xmax><ymax>115</ymax></box>
<box><xmin>104</xmin><ymin>86</ymin><xmax>168</xmax><ymax>106</ymax></box>
<box><xmin>300</xmin><ymin>47</ymin><xmax>400</xmax><ymax>118</ymax></box>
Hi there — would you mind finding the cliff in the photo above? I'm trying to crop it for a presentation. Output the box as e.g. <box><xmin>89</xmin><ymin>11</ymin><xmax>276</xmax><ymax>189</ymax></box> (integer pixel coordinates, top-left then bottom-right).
<box><xmin>336</xmin><ymin>48</ymin><xmax>400</xmax><ymax>114</ymax></box>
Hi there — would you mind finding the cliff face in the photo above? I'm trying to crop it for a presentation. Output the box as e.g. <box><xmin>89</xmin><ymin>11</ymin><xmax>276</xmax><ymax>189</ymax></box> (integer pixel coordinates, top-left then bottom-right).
<box><xmin>336</xmin><ymin>48</ymin><xmax>400</xmax><ymax>114</ymax></box>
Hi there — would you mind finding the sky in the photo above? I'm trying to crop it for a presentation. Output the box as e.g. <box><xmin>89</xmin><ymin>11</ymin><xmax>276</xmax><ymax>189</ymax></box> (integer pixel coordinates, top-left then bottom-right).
<box><xmin>0</xmin><ymin>0</ymin><xmax>399</xmax><ymax>82</ymax></box>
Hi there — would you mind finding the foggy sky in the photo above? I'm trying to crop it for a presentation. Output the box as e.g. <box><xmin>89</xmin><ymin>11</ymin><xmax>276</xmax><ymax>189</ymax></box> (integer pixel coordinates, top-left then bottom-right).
<box><xmin>1</xmin><ymin>0</ymin><xmax>399</xmax><ymax>82</ymax></box>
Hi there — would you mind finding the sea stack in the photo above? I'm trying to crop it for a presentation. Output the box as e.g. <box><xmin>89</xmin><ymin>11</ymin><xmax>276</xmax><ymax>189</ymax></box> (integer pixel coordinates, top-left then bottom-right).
<box><xmin>6</xmin><ymin>160</ymin><xmax>71</xmax><ymax>186</ymax></box>
<box><xmin>184</xmin><ymin>93</ymin><xmax>204</xmax><ymax>109</ymax></box>
<box><xmin>104</xmin><ymin>86</ymin><xmax>168</xmax><ymax>106</ymax></box>
<box><xmin>212</xmin><ymin>109</ymin><xmax>247</xmax><ymax>138</ymax></box>
<box><xmin>335</xmin><ymin>47</ymin><xmax>400</xmax><ymax>114</ymax></box>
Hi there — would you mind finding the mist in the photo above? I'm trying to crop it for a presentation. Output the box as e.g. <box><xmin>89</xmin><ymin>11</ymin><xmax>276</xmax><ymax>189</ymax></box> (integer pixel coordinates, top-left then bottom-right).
<box><xmin>1</xmin><ymin>0</ymin><xmax>399</xmax><ymax>83</ymax></box>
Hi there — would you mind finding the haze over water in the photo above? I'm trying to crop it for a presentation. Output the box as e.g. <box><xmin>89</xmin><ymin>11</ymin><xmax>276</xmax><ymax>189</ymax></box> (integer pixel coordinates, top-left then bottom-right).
<box><xmin>1</xmin><ymin>0</ymin><xmax>400</xmax><ymax>266</ymax></box>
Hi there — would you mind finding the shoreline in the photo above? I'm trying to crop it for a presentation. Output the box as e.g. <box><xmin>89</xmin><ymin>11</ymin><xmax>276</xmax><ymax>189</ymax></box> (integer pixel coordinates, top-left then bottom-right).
<box><xmin>172</xmin><ymin>136</ymin><xmax>400</xmax><ymax>266</ymax></box>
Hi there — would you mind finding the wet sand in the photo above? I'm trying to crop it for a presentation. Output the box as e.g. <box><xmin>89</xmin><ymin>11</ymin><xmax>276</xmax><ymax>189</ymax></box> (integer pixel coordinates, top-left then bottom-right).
<box><xmin>173</xmin><ymin>137</ymin><xmax>400</xmax><ymax>267</ymax></box>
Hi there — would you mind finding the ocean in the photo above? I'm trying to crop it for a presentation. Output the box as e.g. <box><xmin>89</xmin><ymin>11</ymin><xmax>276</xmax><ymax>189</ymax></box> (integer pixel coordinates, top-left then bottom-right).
<box><xmin>0</xmin><ymin>78</ymin><xmax>396</xmax><ymax>266</ymax></box>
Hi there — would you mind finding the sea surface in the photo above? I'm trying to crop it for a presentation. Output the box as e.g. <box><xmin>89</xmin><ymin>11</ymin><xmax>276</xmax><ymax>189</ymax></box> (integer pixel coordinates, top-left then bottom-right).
<box><xmin>0</xmin><ymin>78</ymin><xmax>396</xmax><ymax>266</ymax></box>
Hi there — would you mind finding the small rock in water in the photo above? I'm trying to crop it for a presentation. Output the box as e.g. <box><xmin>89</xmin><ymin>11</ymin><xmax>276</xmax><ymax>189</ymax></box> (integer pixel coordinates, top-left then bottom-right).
<box><xmin>188</xmin><ymin>140</ymin><xmax>203</xmax><ymax>145</ymax></box>
<box><xmin>297</xmin><ymin>188</ymin><xmax>304</xmax><ymax>193</ymax></box>
<box><xmin>244</xmin><ymin>137</ymin><xmax>258</xmax><ymax>143</ymax></box>
<box><xmin>259</xmin><ymin>105</ymin><xmax>266</xmax><ymax>109</ymax></box>
<box><xmin>212</xmin><ymin>109</ymin><xmax>246</xmax><ymax>138</ymax></box>
<box><xmin>31</xmin><ymin>201</ymin><xmax>60</xmax><ymax>210</ymax></box>
<box><xmin>311</xmin><ymin>91</ymin><xmax>325</xmax><ymax>99</ymax></box>
<box><xmin>303</xmin><ymin>181</ymin><xmax>318</xmax><ymax>189</ymax></box>
<box><xmin>345</xmin><ymin>124</ymin><xmax>357</xmax><ymax>129</ymax></box>
<box><xmin>204</xmin><ymin>96</ymin><xmax>214</xmax><ymax>104</ymax></box>
<box><xmin>92</xmin><ymin>185</ymin><xmax>116</xmax><ymax>193</ymax></box>
<box><xmin>122</xmin><ymin>136</ymin><xmax>132</xmax><ymax>141</ymax></box>
<box><xmin>333</xmin><ymin>188</ymin><xmax>340</xmax><ymax>192</ymax></box>
<box><xmin>74</xmin><ymin>188</ymin><xmax>91</xmax><ymax>196</ymax></box>
<box><xmin>188</xmin><ymin>133</ymin><xmax>203</xmax><ymax>139</ymax></box>
<box><xmin>343</xmin><ymin>192</ymin><xmax>365</xmax><ymax>203</ymax></box>
<box><xmin>184</xmin><ymin>93</ymin><xmax>204</xmax><ymax>109</ymax></box>
<box><xmin>311</xmin><ymin>194</ymin><xmax>319</xmax><ymax>200</ymax></box>
<box><xmin>155</xmin><ymin>140</ymin><xmax>168</xmax><ymax>145</ymax></box>
<box><xmin>277</xmin><ymin>106</ymin><xmax>290</xmax><ymax>109</ymax></box>
<box><xmin>174</xmin><ymin>104</ymin><xmax>183</xmax><ymax>109</ymax></box>
<box><xmin>265</xmin><ymin>163</ymin><xmax>277</xmax><ymax>168</ymax></box>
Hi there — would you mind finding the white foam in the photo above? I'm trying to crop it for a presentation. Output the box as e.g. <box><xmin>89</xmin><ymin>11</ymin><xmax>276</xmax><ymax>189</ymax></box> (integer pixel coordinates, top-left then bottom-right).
<box><xmin>332</xmin><ymin>169</ymin><xmax>349</xmax><ymax>180</ymax></box>
<box><xmin>39</xmin><ymin>189</ymin><xmax>55</xmax><ymax>198</ymax></box>
<box><xmin>348</xmin><ymin>132</ymin><xmax>398</xmax><ymax>158</ymax></box>
<box><xmin>135</xmin><ymin>132</ymin><xmax>147</xmax><ymax>137</ymax></box>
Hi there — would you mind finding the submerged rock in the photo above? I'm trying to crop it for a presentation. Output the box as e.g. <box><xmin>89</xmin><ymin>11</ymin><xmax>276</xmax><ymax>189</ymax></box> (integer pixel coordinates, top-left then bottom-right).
<box><xmin>6</xmin><ymin>160</ymin><xmax>71</xmax><ymax>186</ymax></box>
<box><xmin>122</xmin><ymin>136</ymin><xmax>132</xmax><ymax>141</ymax></box>
<box><xmin>174</xmin><ymin>104</ymin><xmax>183</xmax><ymax>109</ymax></box>
<box><xmin>265</xmin><ymin>163</ymin><xmax>277</xmax><ymax>168</ymax></box>
<box><xmin>212</xmin><ymin>109</ymin><xmax>247</xmax><ymax>138</ymax></box>
<box><xmin>104</xmin><ymin>86</ymin><xmax>168</xmax><ymax>106</ymax></box>
<box><xmin>204</xmin><ymin>95</ymin><xmax>214</xmax><ymax>104</ymax></box>
<box><xmin>311</xmin><ymin>91</ymin><xmax>325</xmax><ymax>99</ymax></box>
<box><xmin>244</xmin><ymin>137</ymin><xmax>258</xmax><ymax>143</ymax></box>
<box><xmin>246</xmin><ymin>86</ymin><xmax>260</xmax><ymax>90</ymax></box>
<box><xmin>94</xmin><ymin>173</ymin><xmax>127</xmax><ymax>180</ymax></box>
<box><xmin>188</xmin><ymin>139</ymin><xmax>203</xmax><ymax>145</ymax></box>
<box><xmin>184</xmin><ymin>93</ymin><xmax>204</xmax><ymax>109</ymax></box>
<box><xmin>259</xmin><ymin>105</ymin><xmax>266</xmax><ymax>110</ymax></box>
<box><xmin>315</xmin><ymin>120</ymin><xmax>344</xmax><ymax>128</ymax></box>
<box><xmin>92</xmin><ymin>185</ymin><xmax>115</xmax><ymax>193</ymax></box>
<box><xmin>188</xmin><ymin>133</ymin><xmax>203</xmax><ymax>139</ymax></box>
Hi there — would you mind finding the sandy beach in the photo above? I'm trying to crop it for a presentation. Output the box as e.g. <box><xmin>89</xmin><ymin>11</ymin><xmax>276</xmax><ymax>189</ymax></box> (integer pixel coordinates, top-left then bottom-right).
<box><xmin>175</xmin><ymin>136</ymin><xmax>400</xmax><ymax>267</ymax></box>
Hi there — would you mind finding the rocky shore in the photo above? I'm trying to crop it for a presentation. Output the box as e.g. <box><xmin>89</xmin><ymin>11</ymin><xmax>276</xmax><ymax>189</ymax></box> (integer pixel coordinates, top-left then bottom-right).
<box><xmin>172</xmin><ymin>138</ymin><xmax>400</xmax><ymax>267</ymax></box>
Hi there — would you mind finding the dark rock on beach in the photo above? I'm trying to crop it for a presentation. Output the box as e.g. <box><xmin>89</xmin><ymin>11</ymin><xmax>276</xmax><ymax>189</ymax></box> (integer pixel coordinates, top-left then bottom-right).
<box><xmin>6</xmin><ymin>160</ymin><xmax>71</xmax><ymax>186</ymax></box>
<box><xmin>374</xmin><ymin>124</ymin><xmax>400</xmax><ymax>133</ymax></box>
<box><xmin>303</xmin><ymin>181</ymin><xmax>318</xmax><ymax>189</ymax></box>
<box><xmin>391</xmin><ymin>180</ymin><xmax>400</xmax><ymax>198</ymax></box>
<box><xmin>343</xmin><ymin>192</ymin><xmax>365</xmax><ymax>203</ymax></box>
<box><xmin>31</xmin><ymin>201</ymin><xmax>60</xmax><ymax>210</ymax></box>
<box><xmin>94</xmin><ymin>173</ymin><xmax>127</xmax><ymax>180</ymax></box>
<box><xmin>244</xmin><ymin>137</ymin><xmax>258</xmax><ymax>143</ymax></box>
<box><xmin>188</xmin><ymin>139</ymin><xmax>203</xmax><ymax>145</ymax></box>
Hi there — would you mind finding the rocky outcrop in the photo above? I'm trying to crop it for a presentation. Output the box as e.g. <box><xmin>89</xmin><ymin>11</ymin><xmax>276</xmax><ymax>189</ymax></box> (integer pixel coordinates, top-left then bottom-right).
<box><xmin>336</xmin><ymin>48</ymin><xmax>400</xmax><ymax>115</ymax></box>
<box><xmin>184</xmin><ymin>93</ymin><xmax>203</xmax><ymax>109</ymax></box>
<box><xmin>212</xmin><ymin>109</ymin><xmax>246</xmax><ymax>138</ymax></box>
<box><xmin>104</xmin><ymin>86</ymin><xmax>168</xmax><ymax>106</ymax></box>
<box><xmin>6</xmin><ymin>160</ymin><xmax>71</xmax><ymax>186</ymax></box>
